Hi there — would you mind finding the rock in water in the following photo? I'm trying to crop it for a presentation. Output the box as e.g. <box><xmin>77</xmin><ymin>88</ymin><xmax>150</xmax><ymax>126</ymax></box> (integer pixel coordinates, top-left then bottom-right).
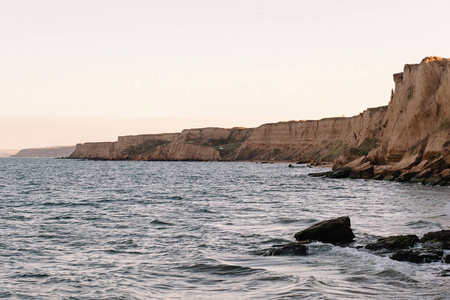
<box><xmin>264</xmin><ymin>242</ymin><xmax>309</xmax><ymax>256</ymax></box>
<box><xmin>390</xmin><ymin>249</ymin><xmax>443</xmax><ymax>263</ymax></box>
<box><xmin>327</xmin><ymin>168</ymin><xmax>352</xmax><ymax>179</ymax></box>
<box><xmin>365</xmin><ymin>235</ymin><xmax>419</xmax><ymax>251</ymax></box>
<box><xmin>421</xmin><ymin>230</ymin><xmax>450</xmax><ymax>249</ymax></box>
<box><xmin>294</xmin><ymin>216</ymin><xmax>355</xmax><ymax>244</ymax></box>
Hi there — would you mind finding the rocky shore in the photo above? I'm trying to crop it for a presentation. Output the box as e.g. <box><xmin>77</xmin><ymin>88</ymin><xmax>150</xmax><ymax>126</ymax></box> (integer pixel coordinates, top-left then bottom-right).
<box><xmin>265</xmin><ymin>216</ymin><xmax>450</xmax><ymax>265</ymax></box>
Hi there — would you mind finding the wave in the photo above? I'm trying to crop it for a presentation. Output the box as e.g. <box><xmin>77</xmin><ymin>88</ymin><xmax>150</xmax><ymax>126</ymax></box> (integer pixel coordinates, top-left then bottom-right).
<box><xmin>179</xmin><ymin>262</ymin><xmax>261</xmax><ymax>276</ymax></box>
<box><xmin>150</xmin><ymin>219</ymin><xmax>173</xmax><ymax>226</ymax></box>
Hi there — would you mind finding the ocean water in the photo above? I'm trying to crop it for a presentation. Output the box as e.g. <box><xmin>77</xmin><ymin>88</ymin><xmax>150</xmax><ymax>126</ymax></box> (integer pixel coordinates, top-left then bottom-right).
<box><xmin>0</xmin><ymin>158</ymin><xmax>449</xmax><ymax>299</ymax></box>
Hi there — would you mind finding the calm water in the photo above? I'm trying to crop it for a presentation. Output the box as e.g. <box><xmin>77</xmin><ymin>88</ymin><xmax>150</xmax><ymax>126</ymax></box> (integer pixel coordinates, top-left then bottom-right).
<box><xmin>0</xmin><ymin>158</ymin><xmax>449</xmax><ymax>299</ymax></box>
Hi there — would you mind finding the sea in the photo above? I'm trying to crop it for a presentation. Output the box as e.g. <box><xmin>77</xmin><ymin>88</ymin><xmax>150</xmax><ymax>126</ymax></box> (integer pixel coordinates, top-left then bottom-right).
<box><xmin>0</xmin><ymin>158</ymin><xmax>449</xmax><ymax>299</ymax></box>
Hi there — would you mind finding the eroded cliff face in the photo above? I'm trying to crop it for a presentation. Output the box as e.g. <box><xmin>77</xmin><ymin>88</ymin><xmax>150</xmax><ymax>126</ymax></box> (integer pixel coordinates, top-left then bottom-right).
<box><xmin>370</xmin><ymin>57</ymin><xmax>450</xmax><ymax>164</ymax></box>
<box><xmin>332</xmin><ymin>57</ymin><xmax>450</xmax><ymax>184</ymax></box>
<box><xmin>69</xmin><ymin>127</ymin><xmax>253</xmax><ymax>161</ymax></box>
<box><xmin>69</xmin><ymin>57</ymin><xmax>449</xmax><ymax>184</ymax></box>
<box><xmin>233</xmin><ymin>106</ymin><xmax>387</xmax><ymax>162</ymax></box>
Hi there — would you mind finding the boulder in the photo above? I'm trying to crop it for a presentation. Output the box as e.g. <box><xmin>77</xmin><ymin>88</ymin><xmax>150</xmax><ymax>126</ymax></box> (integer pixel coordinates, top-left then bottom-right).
<box><xmin>395</xmin><ymin>170</ymin><xmax>420</xmax><ymax>182</ymax></box>
<box><xmin>423</xmin><ymin>173</ymin><xmax>444</xmax><ymax>185</ymax></box>
<box><xmin>439</xmin><ymin>169</ymin><xmax>450</xmax><ymax>181</ymax></box>
<box><xmin>390</xmin><ymin>249</ymin><xmax>443</xmax><ymax>263</ymax></box>
<box><xmin>349</xmin><ymin>162</ymin><xmax>374</xmax><ymax>179</ymax></box>
<box><xmin>326</xmin><ymin>168</ymin><xmax>351</xmax><ymax>179</ymax></box>
<box><xmin>423</xmin><ymin>157</ymin><xmax>448</xmax><ymax>173</ymax></box>
<box><xmin>421</xmin><ymin>230</ymin><xmax>450</xmax><ymax>249</ymax></box>
<box><xmin>365</xmin><ymin>235</ymin><xmax>419</xmax><ymax>251</ymax></box>
<box><xmin>410</xmin><ymin>168</ymin><xmax>433</xmax><ymax>183</ymax></box>
<box><xmin>264</xmin><ymin>242</ymin><xmax>309</xmax><ymax>256</ymax></box>
<box><xmin>308</xmin><ymin>171</ymin><xmax>331</xmax><ymax>177</ymax></box>
<box><xmin>294</xmin><ymin>216</ymin><xmax>355</xmax><ymax>244</ymax></box>
<box><xmin>444</xmin><ymin>254</ymin><xmax>450</xmax><ymax>263</ymax></box>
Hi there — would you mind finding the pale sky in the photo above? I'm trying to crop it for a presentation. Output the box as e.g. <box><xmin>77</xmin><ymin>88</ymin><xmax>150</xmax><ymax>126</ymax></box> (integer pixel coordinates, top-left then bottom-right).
<box><xmin>1</xmin><ymin>0</ymin><xmax>449</xmax><ymax>149</ymax></box>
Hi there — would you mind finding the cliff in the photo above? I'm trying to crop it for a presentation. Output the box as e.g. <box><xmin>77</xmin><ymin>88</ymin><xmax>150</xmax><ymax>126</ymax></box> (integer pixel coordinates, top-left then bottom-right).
<box><xmin>12</xmin><ymin>146</ymin><xmax>76</xmax><ymax>158</ymax></box>
<box><xmin>68</xmin><ymin>108</ymin><xmax>387</xmax><ymax>163</ymax></box>
<box><xmin>69</xmin><ymin>127</ymin><xmax>253</xmax><ymax>161</ymax></box>
<box><xmin>232</xmin><ymin>106</ymin><xmax>387</xmax><ymax>162</ymax></box>
<box><xmin>329</xmin><ymin>57</ymin><xmax>450</xmax><ymax>185</ymax></box>
<box><xmin>69</xmin><ymin>57</ymin><xmax>450</xmax><ymax>185</ymax></box>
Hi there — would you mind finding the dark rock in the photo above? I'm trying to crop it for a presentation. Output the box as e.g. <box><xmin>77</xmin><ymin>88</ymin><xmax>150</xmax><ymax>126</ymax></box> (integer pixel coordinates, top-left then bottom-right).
<box><xmin>383</xmin><ymin>175</ymin><xmax>394</xmax><ymax>181</ymax></box>
<box><xmin>423</xmin><ymin>157</ymin><xmax>448</xmax><ymax>173</ymax></box>
<box><xmin>395</xmin><ymin>170</ymin><xmax>420</xmax><ymax>182</ymax></box>
<box><xmin>264</xmin><ymin>242</ymin><xmax>309</xmax><ymax>256</ymax></box>
<box><xmin>359</xmin><ymin>165</ymin><xmax>375</xmax><ymax>179</ymax></box>
<box><xmin>373</xmin><ymin>173</ymin><xmax>384</xmax><ymax>180</ymax></box>
<box><xmin>327</xmin><ymin>167</ymin><xmax>352</xmax><ymax>179</ymax></box>
<box><xmin>390</xmin><ymin>249</ymin><xmax>443</xmax><ymax>263</ymax></box>
<box><xmin>410</xmin><ymin>168</ymin><xmax>433</xmax><ymax>183</ymax></box>
<box><xmin>349</xmin><ymin>169</ymin><xmax>361</xmax><ymax>179</ymax></box>
<box><xmin>444</xmin><ymin>254</ymin><xmax>450</xmax><ymax>263</ymax></box>
<box><xmin>294</xmin><ymin>216</ymin><xmax>355</xmax><ymax>244</ymax></box>
<box><xmin>421</xmin><ymin>230</ymin><xmax>450</xmax><ymax>249</ymax></box>
<box><xmin>423</xmin><ymin>173</ymin><xmax>444</xmax><ymax>185</ymax></box>
<box><xmin>365</xmin><ymin>235</ymin><xmax>419</xmax><ymax>251</ymax></box>
<box><xmin>308</xmin><ymin>171</ymin><xmax>331</xmax><ymax>177</ymax></box>
<box><xmin>439</xmin><ymin>169</ymin><xmax>450</xmax><ymax>181</ymax></box>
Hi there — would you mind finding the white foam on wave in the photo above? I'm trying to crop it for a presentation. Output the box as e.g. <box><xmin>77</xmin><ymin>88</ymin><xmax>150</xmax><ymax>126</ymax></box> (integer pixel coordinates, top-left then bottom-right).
<box><xmin>308</xmin><ymin>242</ymin><xmax>416</xmax><ymax>278</ymax></box>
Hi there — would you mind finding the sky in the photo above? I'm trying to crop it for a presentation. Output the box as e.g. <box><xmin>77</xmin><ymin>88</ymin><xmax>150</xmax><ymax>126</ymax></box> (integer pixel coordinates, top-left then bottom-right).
<box><xmin>1</xmin><ymin>0</ymin><xmax>449</xmax><ymax>149</ymax></box>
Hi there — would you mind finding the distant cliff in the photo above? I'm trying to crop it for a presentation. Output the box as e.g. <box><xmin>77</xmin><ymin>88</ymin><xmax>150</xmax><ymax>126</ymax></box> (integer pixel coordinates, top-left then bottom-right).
<box><xmin>12</xmin><ymin>146</ymin><xmax>76</xmax><ymax>158</ymax></box>
<box><xmin>69</xmin><ymin>128</ymin><xmax>253</xmax><ymax>161</ymax></box>
<box><xmin>232</xmin><ymin>106</ymin><xmax>387</xmax><ymax>162</ymax></box>
<box><xmin>69</xmin><ymin>57</ymin><xmax>450</xmax><ymax>185</ymax></box>
<box><xmin>68</xmin><ymin>107</ymin><xmax>387</xmax><ymax>163</ymax></box>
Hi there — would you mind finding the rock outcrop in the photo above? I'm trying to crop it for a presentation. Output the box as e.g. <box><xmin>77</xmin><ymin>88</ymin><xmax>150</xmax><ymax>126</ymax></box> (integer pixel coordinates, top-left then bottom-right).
<box><xmin>365</xmin><ymin>235</ymin><xmax>419</xmax><ymax>251</ymax></box>
<box><xmin>294</xmin><ymin>216</ymin><xmax>355</xmax><ymax>245</ymax></box>
<box><xmin>11</xmin><ymin>146</ymin><xmax>76</xmax><ymax>158</ymax></box>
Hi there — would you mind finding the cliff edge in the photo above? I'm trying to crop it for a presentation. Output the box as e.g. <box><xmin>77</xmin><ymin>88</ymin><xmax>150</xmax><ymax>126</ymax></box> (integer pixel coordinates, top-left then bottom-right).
<box><xmin>330</xmin><ymin>57</ymin><xmax>450</xmax><ymax>185</ymax></box>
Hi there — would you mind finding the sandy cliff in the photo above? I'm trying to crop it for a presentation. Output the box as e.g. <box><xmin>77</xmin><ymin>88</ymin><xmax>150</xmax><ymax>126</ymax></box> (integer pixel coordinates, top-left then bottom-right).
<box><xmin>69</xmin><ymin>57</ymin><xmax>449</xmax><ymax>185</ymax></box>
<box><xmin>330</xmin><ymin>57</ymin><xmax>450</xmax><ymax>184</ymax></box>
<box><xmin>232</xmin><ymin>106</ymin><xmax>387</xmax><ymax>162</ymax></box>
<box><xmin>69</xmin><ymin>127</ymin><xmax>253</xmax><ymax>161</ymax></box>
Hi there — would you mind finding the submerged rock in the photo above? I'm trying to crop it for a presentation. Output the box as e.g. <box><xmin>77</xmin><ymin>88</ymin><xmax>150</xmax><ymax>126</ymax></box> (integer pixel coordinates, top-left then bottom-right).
<box><xmin>390</xmin><ymin>249</ymin><xmax>443</xmax><ymax>263</ymax></box>
<box><xmin>308</xmin><ymin>171</ymin><xmax>331</xmax><ymax>177</ymax></box>
<box><xmin>365</xmin><ymin>235</ymin><xmax>419</xmax><ymax>251</ymax></box>
<box><xmin>264</xmin><ymin>242</ymin><xmax>309</xmax><ymax>256</ymax></box>
<box><xmin>294</xmin><ymin>216</ymin><xmax>355</xmax><ymax>244</ymax></box>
